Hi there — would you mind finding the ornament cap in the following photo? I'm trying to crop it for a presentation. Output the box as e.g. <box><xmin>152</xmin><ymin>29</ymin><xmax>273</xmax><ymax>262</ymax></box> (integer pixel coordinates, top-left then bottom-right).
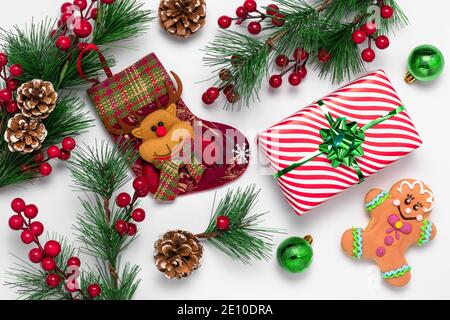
<box><xmin>303</xmin><ymin>235</ymin><xmax>313</xmax><ymax>245</ymax></box>
<box><xmin>404</xmin><ymin>72</ymin><xmax>416</xmax><ymax>84</ymax></box>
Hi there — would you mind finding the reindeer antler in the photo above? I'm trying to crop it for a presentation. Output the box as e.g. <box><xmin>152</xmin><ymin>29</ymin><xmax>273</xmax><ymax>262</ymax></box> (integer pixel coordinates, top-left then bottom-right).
<box><xmin>104</xmin><ymin>112</ymin><xmax>145</xmax><ymax>136</ymax></box>
<box><xmin>156</xmin><ymin>71</ymin><xmax>183</xmax><ymax>109</ymax></box>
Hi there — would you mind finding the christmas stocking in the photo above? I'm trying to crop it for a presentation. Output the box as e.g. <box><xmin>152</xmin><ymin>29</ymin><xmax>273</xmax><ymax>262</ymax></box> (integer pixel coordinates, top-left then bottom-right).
<box><xmin>77</xmin><ymin>46</ymin><xmax>249</xmax><ymax>200</ymax></box>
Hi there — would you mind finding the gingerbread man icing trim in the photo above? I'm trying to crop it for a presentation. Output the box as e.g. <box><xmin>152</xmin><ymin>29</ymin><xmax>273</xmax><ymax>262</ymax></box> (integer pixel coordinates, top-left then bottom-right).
<box><xmin>342</xmin><ymin>179</ymin><xmax>437</xmax><ymax>287</ymax></box>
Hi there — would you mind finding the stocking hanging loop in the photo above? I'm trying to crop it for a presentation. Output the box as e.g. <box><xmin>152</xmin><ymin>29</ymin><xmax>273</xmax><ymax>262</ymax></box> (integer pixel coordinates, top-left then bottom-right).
<box><xmin>77</xmin><ymin>44</ymin><xmax>113</xmax><ymax>85</ymax></box>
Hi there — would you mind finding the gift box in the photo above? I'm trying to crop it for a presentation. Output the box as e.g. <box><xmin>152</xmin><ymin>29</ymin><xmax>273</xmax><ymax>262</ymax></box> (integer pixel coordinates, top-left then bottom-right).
<box><xmin>257</xmin><ymin>70</ymin><xmax>422</xmax><ymax>216</ymax></box>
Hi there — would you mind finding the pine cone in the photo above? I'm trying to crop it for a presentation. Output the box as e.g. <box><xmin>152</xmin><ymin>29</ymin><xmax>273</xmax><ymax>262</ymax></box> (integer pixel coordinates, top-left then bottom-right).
<box><xmin>154</xmin><ymin>230</ymin><xmax>203</xmax><ymax>279</ymax></box>
<box><xmin>158</xmin><ymin>0</ymin><xmax>206</xmax><ymax>38</ymax></box>
<box><xmin>16</xmin><ymin>79</ymin><xmax>58</xmax><ymax>119</ymax></box>
<box><xmin>4</xmin><ymin>114</ymin><xmax>47</xmax><ymax>154</ymax></box>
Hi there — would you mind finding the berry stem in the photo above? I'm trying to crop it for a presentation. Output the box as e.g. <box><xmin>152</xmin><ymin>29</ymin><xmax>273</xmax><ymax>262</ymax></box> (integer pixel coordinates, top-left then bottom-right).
<box><xmin>102</xmin><ymin>196</ymin><xmax>120</xmax><ymax>288</ymax></box>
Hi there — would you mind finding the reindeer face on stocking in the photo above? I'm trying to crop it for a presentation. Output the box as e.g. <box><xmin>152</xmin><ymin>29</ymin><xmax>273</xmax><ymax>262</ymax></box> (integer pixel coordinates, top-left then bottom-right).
<box><xmin>341</xmin><ymin>179</ymin><xmax>436</xmax><ymax>287</ymax></box>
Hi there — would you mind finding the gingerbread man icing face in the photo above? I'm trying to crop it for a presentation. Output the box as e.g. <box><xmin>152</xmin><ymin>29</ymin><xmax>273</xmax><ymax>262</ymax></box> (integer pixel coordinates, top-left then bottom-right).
<box><xmin>390</xmin><ymin>180</ymin><xmax>434</xmax><ymax>223</ymax></box>
<box><xmin>341</xmin><ymin>179</ymin><xmax>436</xmax><ymax>287</ymax></box>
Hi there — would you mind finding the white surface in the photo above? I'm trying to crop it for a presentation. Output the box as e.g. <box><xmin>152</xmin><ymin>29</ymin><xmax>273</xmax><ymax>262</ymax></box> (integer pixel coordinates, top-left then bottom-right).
<box><xmin>1</xmin><ymin>0</ymin><xmax>449</xmax><ymax>300</ymax></box>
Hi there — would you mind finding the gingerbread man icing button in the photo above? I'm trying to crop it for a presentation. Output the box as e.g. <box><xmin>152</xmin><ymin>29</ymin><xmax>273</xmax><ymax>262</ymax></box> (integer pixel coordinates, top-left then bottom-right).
<box><xmin>341</xmin><ymin>179</ymin><xmax>437</xmax><ymax>287</ymax></box>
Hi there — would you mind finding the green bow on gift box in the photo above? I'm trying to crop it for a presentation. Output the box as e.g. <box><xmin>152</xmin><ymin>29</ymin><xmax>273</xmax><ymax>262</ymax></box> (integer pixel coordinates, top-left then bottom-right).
<box><xmin>275</xmin><ymin>100</ymin><xmax>405</xmax><ymax>181</ymax></box>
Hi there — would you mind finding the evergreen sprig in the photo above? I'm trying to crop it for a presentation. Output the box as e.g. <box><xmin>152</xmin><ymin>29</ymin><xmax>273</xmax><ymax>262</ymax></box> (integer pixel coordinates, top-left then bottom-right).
<box><xmin>203</xmin><ymin>0</ymin><xmax>408</xmax><ymax>109</ymax></box>
<box><xmin>0</xmin><ymin>95</ymin><xmax>93</xmax><ymax>189</ymax></box>
<box><xmin>93</xmin><ymin>0</ymin><xmax>153</xmax><ymax>46</ymax></box>
<box><xmin>199</xmin><ymin>185</ymin><xmax>282</xmax><ymax>264</ymax></box>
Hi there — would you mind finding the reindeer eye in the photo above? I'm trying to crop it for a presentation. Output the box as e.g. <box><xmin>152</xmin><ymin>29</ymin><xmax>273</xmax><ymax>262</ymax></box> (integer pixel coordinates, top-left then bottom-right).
<box><xmin>413</xmin><ymin>204</ymin><xmax>420</xmax><ymax>211</ymax></box>
<box><xmin>158</xmin><ymin>122</ymin><xmax>164</xmax><ymax>127</ymax></box>
<box><xmin>404</xmin><ymin>197</ymin><xmax>412</xmax><ymax>205</ymax></box>
<box><xmin>151</xmin><ymin>126</ymin><xmax>157</xmax><ymax>132</ymax></box>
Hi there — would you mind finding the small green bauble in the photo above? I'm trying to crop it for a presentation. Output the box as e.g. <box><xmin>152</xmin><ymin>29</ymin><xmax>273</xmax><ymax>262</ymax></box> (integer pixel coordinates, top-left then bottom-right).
<box><xmin>405</xmin><ymin>44</ymin><xmax>445</xmax><ymax>83</ymax></box>
<box><xmin>276</xmin><ymin>235</ymin><xmax>313</xmax><ymax>273</ymax></box>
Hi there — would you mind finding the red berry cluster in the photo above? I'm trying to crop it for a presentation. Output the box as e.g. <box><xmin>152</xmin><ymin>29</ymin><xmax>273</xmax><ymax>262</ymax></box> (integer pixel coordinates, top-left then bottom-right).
<box><xmin>218</xmin><ymin>1</ymin><xmax>284</xmax><ymax>35</ymax></box>
<box><xmin>114</xmin><ymin>176</ymin><xmax>148</xmax><ymax>237</ymax></box>
<box><xmin>54</xmin><ymin>0</ymin><xmax>116</xmax><ymax>51</ymax></box>
<box><xmin>269</xmin><ymin>48</ymin><xmax>309</xmax><ymax>89</ymax></box>
<box><xmin>8</xmin><ymin>198</ymin><xmax>101</xmax><ymax>298</ymax></box>
<box><xmin>0</xmin><ymin>52</ymin><xmax>23</xmax><ymax>114</ymax></box>
<box><xmin>202</xmin><ymin>68</ymin><xmax>240</xmax><ymax>105</ymax></box>
<box><xmin>352</xmin><ymin>4</ymin><xmax>393</xmax><ymax>63</ymax></box>
<box><xmin>22</xmin><ymin>137</ymin><xmax>77</xmax><ymax>176</ymax></box>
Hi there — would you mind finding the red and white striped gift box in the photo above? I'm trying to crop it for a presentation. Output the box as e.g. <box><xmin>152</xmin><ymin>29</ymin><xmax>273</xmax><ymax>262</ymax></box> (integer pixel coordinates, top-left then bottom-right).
<box><xmin>258</xmin><ymin>70</ymin><xmax>422</xmax><ymax>216</ymax></box>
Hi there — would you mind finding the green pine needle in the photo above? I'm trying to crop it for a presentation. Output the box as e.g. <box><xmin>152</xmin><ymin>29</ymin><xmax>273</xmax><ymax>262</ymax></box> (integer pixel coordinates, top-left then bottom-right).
<box><xmin>93</xmin><ymin>0</ymin><xmax>153</xmax><ymax>46</ymax></box>
<box><xmin>69</xmin><ymin>141</ymin><xmax>138</xmax><ymax>199</ymax></box>
<box><xmin>202</xmin><ymin>185</ymin><xmax>283</xmax><ymax>264</ymax></box>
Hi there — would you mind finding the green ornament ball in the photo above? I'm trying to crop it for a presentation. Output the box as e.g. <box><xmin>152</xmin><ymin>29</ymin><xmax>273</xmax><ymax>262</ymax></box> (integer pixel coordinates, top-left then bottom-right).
<box><xmin>276</xmin><ymin>236</ymin><xmax>313</xmax><ymax>273</ymax></box>
<box><xmin>406</xmin><ymin>44</ymin><xmax>445</xmax><ymax>83</ymax></box>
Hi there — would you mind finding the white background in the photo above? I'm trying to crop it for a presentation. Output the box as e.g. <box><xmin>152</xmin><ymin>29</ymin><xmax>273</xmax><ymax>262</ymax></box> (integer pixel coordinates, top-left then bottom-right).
<box><xmin>1</xmin><ymin>0</ymin><xmax>449</xmax><ymax>300</ymax></box>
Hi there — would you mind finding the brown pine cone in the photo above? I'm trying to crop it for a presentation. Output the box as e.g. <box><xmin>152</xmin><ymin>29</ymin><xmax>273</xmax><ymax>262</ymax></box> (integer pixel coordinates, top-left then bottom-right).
<box><xmin>4</xmin><ymin>114</ymin><xmax>47</xmax><ymax>154</ymax></box>
<box><xmin>158</xmin><ymin>0</ymin><xmax>206</xmax><ymax>38</ymax></box>
<box><xmin>154</xmin><ymin>230</ymin><xmax>203</xmax><ymax>279</ymax></box>
<box><xmin>17</xmin><ymin>79</ymin><xmax>58</xmax><ymax>119</ymax></box>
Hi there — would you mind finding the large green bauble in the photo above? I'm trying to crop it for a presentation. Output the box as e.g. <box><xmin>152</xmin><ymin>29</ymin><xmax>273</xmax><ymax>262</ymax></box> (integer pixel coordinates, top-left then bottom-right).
<box><xmin>407</xmin><ymin>44</ymin><xmax>445</xmax><ymax>82</ymax></box>
<box><xmin>276</xmin><ymin>236</ymin><xmax>313</xmax><ymax>273</ymax></box>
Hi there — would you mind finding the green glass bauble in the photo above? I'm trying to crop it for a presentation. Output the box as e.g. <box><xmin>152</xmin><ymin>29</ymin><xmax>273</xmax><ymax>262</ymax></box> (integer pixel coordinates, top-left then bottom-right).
<box><xmin>406</xmin><ymin>44</ymin><xmax>445</xmax><ymax>83</ymax></box>
<box><xmin>276</xmin><ymin>236</ymin><xmax>313</xmax><ymax>273</ymax></box>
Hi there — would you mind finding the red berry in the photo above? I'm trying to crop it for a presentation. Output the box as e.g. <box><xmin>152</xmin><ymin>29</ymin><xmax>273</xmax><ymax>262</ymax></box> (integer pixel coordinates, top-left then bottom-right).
<box><xmin>58</xmin><ymin>149</ymin><xmax>71</xmax><ymax>161</ymax></box>
<box><xmin>266</xmin><ymin>4</ymin><xmax>279</xmax><ymax>15</ymax></box>
<box><xmin>293</xmin><ymin>48</ymin><xmax>309</xmax><ymax>61</ymax></box>
<box><xmin>6</xmin><ymin>101</ymin><xmax>18</xmax><ymax>113</ymax></box>
<box><xmin>216</xmin><ymin>215</ymin><xmax>230</xmax><ymax>231</ymax></box>
<box><xmin>8</xmin><ymin>215</ymin><xmax>24</xmax><ymax>230</ymax></box>
<box><xmin>318</xmin><ymin>48</ymin><xmax>332</xmax><ymax>62</ymax></box>
<box><xmin>218</xmin><ymin>16</ymin><xmax>232</xmax><ymax>29</ymax></box>
<box><xmin>9</xmin><ymin>64</ymin><xmax>23</xmax><ymax>77</ymax></box>
<box><xmin>33</xmin><ymin>152</ymin><xmax>45</xmax><ymax>163</ymax></box>
<box><xmin>115</xmin><ymin>220</ymin><xmax>128</xmax><ymax>235</ymax></box>
<box><xmin>132</xmin><ymin>177</ymin><xmax>148</xmax><ymax>192</ymax></box>
<box><xmin>39</xmin><ymin>163</ymin><xmax>53</xmax><ymax>176</ymax></box>
<box><xmin>24</xmin><ymin>204</ymin><xmax>38</xmax><ymax>219</ymax></box>
<box><xmin>47</xmin><ymin>146</ymin><xmax>61</xmax><ymax>159</ymax></box>
<box><xmin>73</xmin><ymin>18</ymin><xmax>92</xmax><ymax>38</ymax></box>
<box><xmin>21</xmin><ymin>230</ymin><xmax>35</xmax><ymax>244</ymax></box>
<box><xmin>116</xmin><ymin>192</ymin><xmax>131</xmax><ymax>208</ymax></box>
<box><xmin>127</xmin><ymin>223</ymin><xmax>137</xmax><ymax>236</ymax></box>
<box><xmin>206</xmin><ymin>87</ymin><xmax>220</xmax><ymax>100</ymax></box>
<box><xmin>61</xmin><ymin>2</ymin><xmax>75</xmax><ymax>14</ymax></box>
<box><xmin>361</xmin><ymin>48</ymin><xmax>376</xmax><ymax>62</ymax></box>
<box><xmin>235</xmin><ymin>6</ymin><xmax>248</xmax><ymax>19</ymax></box>
<box><xmin>101</xmin><ymin>0</ymin><xmax>115</xmax><ymax>4</ymax></box>
<box><xmin>46</xmin><ymin>274</ymin><xmax>61</xmax><ymax>288</ymax></box>
<box><xmin>41</xmin><ymin>257</ymin><xmax>56</xmax><ymax>271</ymax></box>
<box><xmin>61</xmin><ymin>12</ymin><xmax>73</xmax><ymax>23</ymax></box>
<box><xmin>275</xmin><ymin>55</ymin><xmax>289</xmax><ymax>67</ymax></box>
<box><xmin>288</xmin><ymin>72</ymin><xmax>302</xmax><ymax>86</ymax></box>
<box><xmin>6</xmin><ymin>78</ymin><xmax>20</xmax><ymax>91</ymax></box>
<box><xmin>0</xmin><ymin>89</ymin><xmax>12</xmax><ymax>104</ymax></box>
<box><xmin>67</xmin><ymin>256</ymin><xmax>81</xmax><ymax>267</ymax></box>
<box><xmin>29</xmin><ymin>248</ymin><xmax>44</xmax><ymax>263</ymax></box>
<box><xmin>361</xmin><ymin>22</ymin><xmax>377</xmax><ymax>36</ymax></box>
<box><xmin>90</xmin><ymin>8</ymin><xmax>98</xmax><ymax>20</ymax></box>
<box><xmin>352</xmin><ymin>30</ymin><xmax>367</xmax><ymax>44</ymax></box>
<box><xmin>271</xmin><ymin>13</ymin><xmax>285</xmax><ymax>27</ymax></box>
<box><xmin>73</xmin><ymin>0</ymin><xmax>88</xmax><ymax>11</ymax></box>
<box><xmin>381</xmin><ymin>5</ymin><xmax>394</xmax><ymax>19</ymax></box>
<box><xmin>131</xmin><ymin>208</ymin><xmax>146</xmax><ymax>222</ymax></box>
<box><xmin>44</xmin><ymin>240</ymin><xmax>61</xmax><ymax>257</ymax></box>
<box><xmin>223</xmin><ymin>84</ymin><xmax>234</xmax><ymax>96</ymax></box>
<box><xmin>62</xmin><ymin>137</ymin><xmax>76</xmax><ymax>151</ymax></box>
<box><xmin>30</xmin><ymin>221</ymin><xmax>44</xmax><ymax>236</ymax></box>
<box><xmin>11</xmin><ymin>198</ymin><xmax>26</xmax><ymax>213</ymax></box>
<box><xmin>56</xmin><ymin>35</ymin><xmax>72</xmax><ymax>51</ymax></box>
<box><xmin>243</xmin><ymin>0</ymin><xmax>257</xmax><ymax>13</ymax></box>
<box><xmin>269</xmin><ymin>74</ymin><xmax>283</xmax><ymax>88</ymax></box>
<box><xmin>87</xmin><ymin>283</ymin><xmax>101</xmax><ymax>298</ymax></box>
<box><xmin>375</xmin><ymin>35</ymin><xmax>390</xmax><ymax>49</ymax></box>
<box><xmin>0</xmin><ymin>52</ymin><xmax>8</xmax><ymax>67</ymax></box>
<box><xmin>226</xmin><ymin>92</ymin><xmax>240</xmax><ymax>103</ymax></box>
<box><xmin>202</xmin><ymin>92</ymin><xmax>214</xmax><ymax>105</ymax></box>
<box><xmin>247</xmin><ymin>22</ymin><xmax>261</xmax><ymax>35</ymax></box>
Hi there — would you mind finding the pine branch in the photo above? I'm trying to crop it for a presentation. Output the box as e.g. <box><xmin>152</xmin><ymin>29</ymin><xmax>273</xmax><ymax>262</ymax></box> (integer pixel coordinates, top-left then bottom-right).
<box><xmin>197</xmin><ymin>185</ymin><xmax>283</xmax><ymax>264</ymax></box>
<box><xmin>93</xmin><ymin>0</ymin><xmax>153</xmax><ymax>46</ymax></box>
<box><xmin>0</xmin><ymin>95</ymin><xmax>93</xmax><ymax>189</ymax></box>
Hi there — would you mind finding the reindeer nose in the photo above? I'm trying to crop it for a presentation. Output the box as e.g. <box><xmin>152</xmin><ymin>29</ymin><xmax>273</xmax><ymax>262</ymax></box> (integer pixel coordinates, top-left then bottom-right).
<box><xmin>156</xmin><ymin>126</ymin><xmax>167</xmax><ymax>137</ymax></box>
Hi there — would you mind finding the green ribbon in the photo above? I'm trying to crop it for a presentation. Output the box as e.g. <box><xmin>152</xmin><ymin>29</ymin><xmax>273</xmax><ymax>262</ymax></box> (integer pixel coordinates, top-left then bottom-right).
<box><xmin>275</xmin><ymin>101</ymin><xmax>406</xmax><ymax>181</ymax></box>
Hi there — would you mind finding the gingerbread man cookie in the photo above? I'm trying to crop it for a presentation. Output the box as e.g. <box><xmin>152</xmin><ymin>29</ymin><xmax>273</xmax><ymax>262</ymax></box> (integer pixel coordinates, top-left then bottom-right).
<box><xmin>341</xmin><ymin>179</ymin><xmax>436</xmax><ymax>287</ymax></box>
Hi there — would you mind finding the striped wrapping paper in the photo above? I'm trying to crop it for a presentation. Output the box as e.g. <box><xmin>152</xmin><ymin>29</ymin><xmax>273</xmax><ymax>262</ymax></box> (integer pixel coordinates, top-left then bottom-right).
<box><xmin>258</xmin><ymin>70</ymin><xmax>422</xmax><ymax>216</ymax></box>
